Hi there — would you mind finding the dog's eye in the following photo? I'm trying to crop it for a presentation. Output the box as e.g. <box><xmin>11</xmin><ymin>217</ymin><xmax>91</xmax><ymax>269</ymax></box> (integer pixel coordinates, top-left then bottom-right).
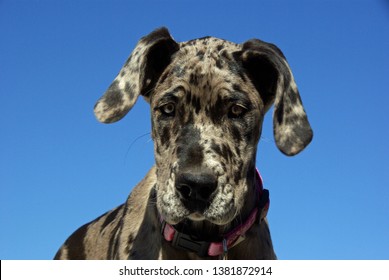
<box><xmin>229</xmin><ymin>104</ymin><xmax>247</xmax><ymax>118</ymax></box>
<box><xmin>160</xmin><ymin>102</ymin><xmax>176</xmax><ymax>116</ymax></box>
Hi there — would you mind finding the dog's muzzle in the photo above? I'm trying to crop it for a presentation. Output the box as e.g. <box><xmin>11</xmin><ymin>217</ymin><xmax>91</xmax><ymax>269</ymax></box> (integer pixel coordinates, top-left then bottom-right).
<box><xmin>175</xmin><ymin>172</ymin><xmax>218</xmax><ymax>214</ymax></box>
<box><xmin>160</xmin><ymin>168</ymin><xmax>270</xmax><ymax>258</ymax></box>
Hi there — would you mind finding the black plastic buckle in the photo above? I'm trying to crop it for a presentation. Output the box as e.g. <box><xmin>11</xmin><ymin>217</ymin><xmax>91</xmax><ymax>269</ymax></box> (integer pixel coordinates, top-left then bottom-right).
<box><xmin>172</xmin><ymin>230</ymin><xmax>210</xmax><ymax>258</ymax></box>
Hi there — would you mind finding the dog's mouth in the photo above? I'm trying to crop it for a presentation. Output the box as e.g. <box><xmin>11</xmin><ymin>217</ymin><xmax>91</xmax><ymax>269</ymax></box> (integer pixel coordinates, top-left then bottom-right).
<box><xmin>158</xmin><ymin>186</ymin><xmax>237</xmax><ymax>227</ymax></box>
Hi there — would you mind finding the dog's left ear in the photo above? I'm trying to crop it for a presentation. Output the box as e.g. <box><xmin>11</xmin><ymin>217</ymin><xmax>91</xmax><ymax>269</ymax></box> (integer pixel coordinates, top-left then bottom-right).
<box><xmin>236</xmin><ymin>39</ymin><xmax>313</xmax><ymax>156</ymax></box>
<box><xmin>94</xmin><ymin>27</ymin><xmax>179</xmax><ymax>123</ymax></box>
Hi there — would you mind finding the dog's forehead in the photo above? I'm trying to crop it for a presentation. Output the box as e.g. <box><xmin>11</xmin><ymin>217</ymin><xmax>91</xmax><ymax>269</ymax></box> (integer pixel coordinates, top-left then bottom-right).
<box><xmin>179</xmin><ymin>36</ymin><xmax>240</xmax><ymax>52</ymax></box>
<box><xmin>174</xmin><ymin>36</ymin><xmax>241</xmax><ymax>66</ymax></box>
<box><xmin>153</xmin><ymin>37</ymin><xmax>250</xmax><ymax>102</ymax></box>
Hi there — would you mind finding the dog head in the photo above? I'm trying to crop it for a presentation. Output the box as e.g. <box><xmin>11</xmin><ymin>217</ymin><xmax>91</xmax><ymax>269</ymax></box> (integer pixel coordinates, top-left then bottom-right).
<box><xmin>94</xmin><ymin>27</ymin><xmax>312</xmax><ymax>227</ymax></box>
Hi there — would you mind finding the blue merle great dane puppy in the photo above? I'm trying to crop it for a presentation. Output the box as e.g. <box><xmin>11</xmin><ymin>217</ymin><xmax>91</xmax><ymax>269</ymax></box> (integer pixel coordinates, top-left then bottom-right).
<box><xmin>54</xmin><ymin>27</ymin><xmax>312</xmax><ymax>260</ymax></box>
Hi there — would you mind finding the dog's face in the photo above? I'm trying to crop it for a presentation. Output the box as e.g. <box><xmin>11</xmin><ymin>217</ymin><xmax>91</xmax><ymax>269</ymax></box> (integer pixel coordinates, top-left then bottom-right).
<box><xmin>94</xmin><ymin>28</ymin><xmax>313</xmax><ymax>226</ymax></box>
<box><xmin>150</xmin><ymin>38</ymin><xmax>264</xmax><ymax>225</ymax></box>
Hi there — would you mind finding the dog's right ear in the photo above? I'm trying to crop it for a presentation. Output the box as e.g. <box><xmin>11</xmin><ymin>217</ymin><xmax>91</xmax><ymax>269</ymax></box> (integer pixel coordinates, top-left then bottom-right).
<box><xmin>94</xmin><ymin>27</ymin><xmax>179</xmax><ymax>123</ymax></box>
<box><xmin>236</xmin><ymin>39</ymin><xmax>313</xmax><ymax>156</ymax></box>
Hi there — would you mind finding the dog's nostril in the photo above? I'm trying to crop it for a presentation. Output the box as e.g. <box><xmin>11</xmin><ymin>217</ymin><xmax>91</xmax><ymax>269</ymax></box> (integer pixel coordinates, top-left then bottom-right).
<box><xmin>176</xmin><ymin>184</ymin><xmax>192</xmax><ymax>200</ymax></box>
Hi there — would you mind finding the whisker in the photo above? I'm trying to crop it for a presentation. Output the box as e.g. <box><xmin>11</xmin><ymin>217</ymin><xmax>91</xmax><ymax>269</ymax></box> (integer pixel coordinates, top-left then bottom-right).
<box><xmin>124</xmin><ymin>132</ymin><xmax>152</xmax><ymax>165</ymax></box>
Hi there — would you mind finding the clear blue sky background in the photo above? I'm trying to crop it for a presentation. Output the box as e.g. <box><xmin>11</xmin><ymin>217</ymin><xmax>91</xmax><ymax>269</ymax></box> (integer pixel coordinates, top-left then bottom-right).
<box><xmin>1</xmin><ymin>0</ymin><xmax>388</xmax><ymax>260</ymax></box>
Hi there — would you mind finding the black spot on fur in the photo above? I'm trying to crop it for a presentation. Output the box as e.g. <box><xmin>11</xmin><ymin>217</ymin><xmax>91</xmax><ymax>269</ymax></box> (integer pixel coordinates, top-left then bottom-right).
<box><xmin>217</xmin><ymin>44</ymin><xmax>224</xmax><ymax>51</ymax></box>
<box><xmin>107</xmin><ymin>226</ymin><xmax>120</xmax><ymax>259</ymax></box>
<box><xmin>101</xmin><ymin>207</ymin><xmax>121</xmax><ymax>230</ymax></box>
<box><xmin>221</xmin><ymin>144</ymin><xmax>233</xmax><ymax>160</ymax></box>
<box><xmin>185</xmin><ymin>91</ymin><xmax>201</xmax><ymax>114</ymax></box>
<box><xmin>63</xmin><ymin>223</ymin><xmax>88</xmax><ymax>259</ymax></box>
<box><xmin>233</xmin><ymin>170</ymin><xmax>240</xmax><ymax>184</ymax></box>
<box><xmin>228</xmin><ymin>60</ymin><xmax>247</xmax><ymax>82</ymax></box>
<box><xmin>233</xmin><ymin>84</ymin><xmax>242</xmax><ymax>92</ymax></box>
<box><xmin>208</xmin><ymin>95</ymin><xmax>225</xmax><ymax>125</ymax></box>
<box><xmin>196</xmin><ymin>50</ymin><xmax>205</xmax><ymax>60</ymax></box>
<box><xmin>160</xmin><ymin>126</ymin><xmax>171</xmax><ymax>147</ymax></box>
<box><xmin>102</xmin><ymin>81</ymin><xmax>123</xmax><ymax>108</ymax></box>
<box><xmin>275</xmin><ymin>95</ymin><xmax>285</xmax><ymax>124</ymax></box>
<box><xmin>127</xmin><ymin>233</ymin><xmax>135</xmax><ymax>244</ymax></box>
<box><xmin>210</xmin><ymin>140</ymin><xmax>233</xmax><ymax>161</ymax></box>
<box><xmin>210</xmin><ymin>140</ymin><xmax>223</xmax><ymax>157</ymax></box>
<box><xmin>231</xmin><ymin>125</ymin><xmax>242</xmax><ymax>142</ymax></box>
<box><xmin>189</xmin><ymin>72</ymin><xmax>199</xmax><ymax>86</ymax></box>
<box><xmin>216</xmin><ymin>59</ymin><xmax>223</xmax><ymax>69</ymax></box>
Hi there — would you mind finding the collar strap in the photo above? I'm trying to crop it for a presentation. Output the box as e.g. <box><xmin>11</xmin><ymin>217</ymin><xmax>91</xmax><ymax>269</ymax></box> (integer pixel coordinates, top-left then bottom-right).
<box><xmin>160</xmin><ymin>168</ymin><xmax>270</xmax><ymax>257</ymax></box>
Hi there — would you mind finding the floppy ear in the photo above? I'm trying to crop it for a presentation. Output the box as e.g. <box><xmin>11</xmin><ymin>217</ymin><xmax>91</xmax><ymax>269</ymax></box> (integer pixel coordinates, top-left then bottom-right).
<box><xmin>94</xmin><ymin>27</ymin><xmax>179</xmax><ymax>123</ymax></box>
<box><xmin>237</xmin><ymin>39</ymin><xmax>313</xmax><ymax>156</ymax></box>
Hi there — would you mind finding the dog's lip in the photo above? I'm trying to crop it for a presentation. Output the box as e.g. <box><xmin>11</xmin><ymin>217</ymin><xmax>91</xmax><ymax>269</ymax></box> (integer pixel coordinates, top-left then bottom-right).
<box><xmin>188</xmin><ymin>212</ymin><xmax>205</xmax><ymax>221</ymax></box>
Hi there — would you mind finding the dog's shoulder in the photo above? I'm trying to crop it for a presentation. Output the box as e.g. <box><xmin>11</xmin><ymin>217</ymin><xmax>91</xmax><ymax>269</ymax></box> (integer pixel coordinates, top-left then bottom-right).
<box><xmin>54</xmin><ymin>167</ymin><xmax>157</xmax><ymax>259</ymax></box>
<box><xmin>54</xmin><ymin>204</ymin><xmax>125</xmax><ymax>259</ymax></box>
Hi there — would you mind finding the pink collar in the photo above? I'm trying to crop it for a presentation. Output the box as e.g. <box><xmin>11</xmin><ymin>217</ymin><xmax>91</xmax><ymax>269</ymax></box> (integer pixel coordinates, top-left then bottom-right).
<box><xmin>160</xmin><ymin>169</ymin><xmax>270</xmax><ymax>258</ymax></box>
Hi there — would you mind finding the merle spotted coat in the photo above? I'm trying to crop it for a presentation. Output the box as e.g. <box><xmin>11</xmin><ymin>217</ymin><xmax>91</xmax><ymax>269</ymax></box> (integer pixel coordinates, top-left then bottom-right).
<box><xmin>54</xmin><ymin>27</ymin><xmax>312</xmax><ymax>260</ymax></box>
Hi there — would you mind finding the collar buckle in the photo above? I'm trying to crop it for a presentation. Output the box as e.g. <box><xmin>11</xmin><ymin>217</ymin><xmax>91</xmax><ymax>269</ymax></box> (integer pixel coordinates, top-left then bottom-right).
<box><xmin>172</xmin><ymin>229</ymin><xmax>210</xmax><ymax>257</ymax></box>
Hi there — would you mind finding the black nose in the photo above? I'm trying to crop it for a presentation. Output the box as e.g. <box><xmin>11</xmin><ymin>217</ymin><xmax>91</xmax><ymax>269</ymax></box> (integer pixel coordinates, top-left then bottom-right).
<box><xmin>176</xmin><ymin>172</ymin><xmax>218</xmax><ymax>211</ymax></box>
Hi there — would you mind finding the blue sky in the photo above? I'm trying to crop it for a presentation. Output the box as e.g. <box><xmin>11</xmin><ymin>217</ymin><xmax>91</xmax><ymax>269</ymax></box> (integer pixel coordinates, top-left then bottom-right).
<box><xmin>1</xmin><ymin>0</ymin><xmax>388</xmax><ymax>260</ymax></box>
